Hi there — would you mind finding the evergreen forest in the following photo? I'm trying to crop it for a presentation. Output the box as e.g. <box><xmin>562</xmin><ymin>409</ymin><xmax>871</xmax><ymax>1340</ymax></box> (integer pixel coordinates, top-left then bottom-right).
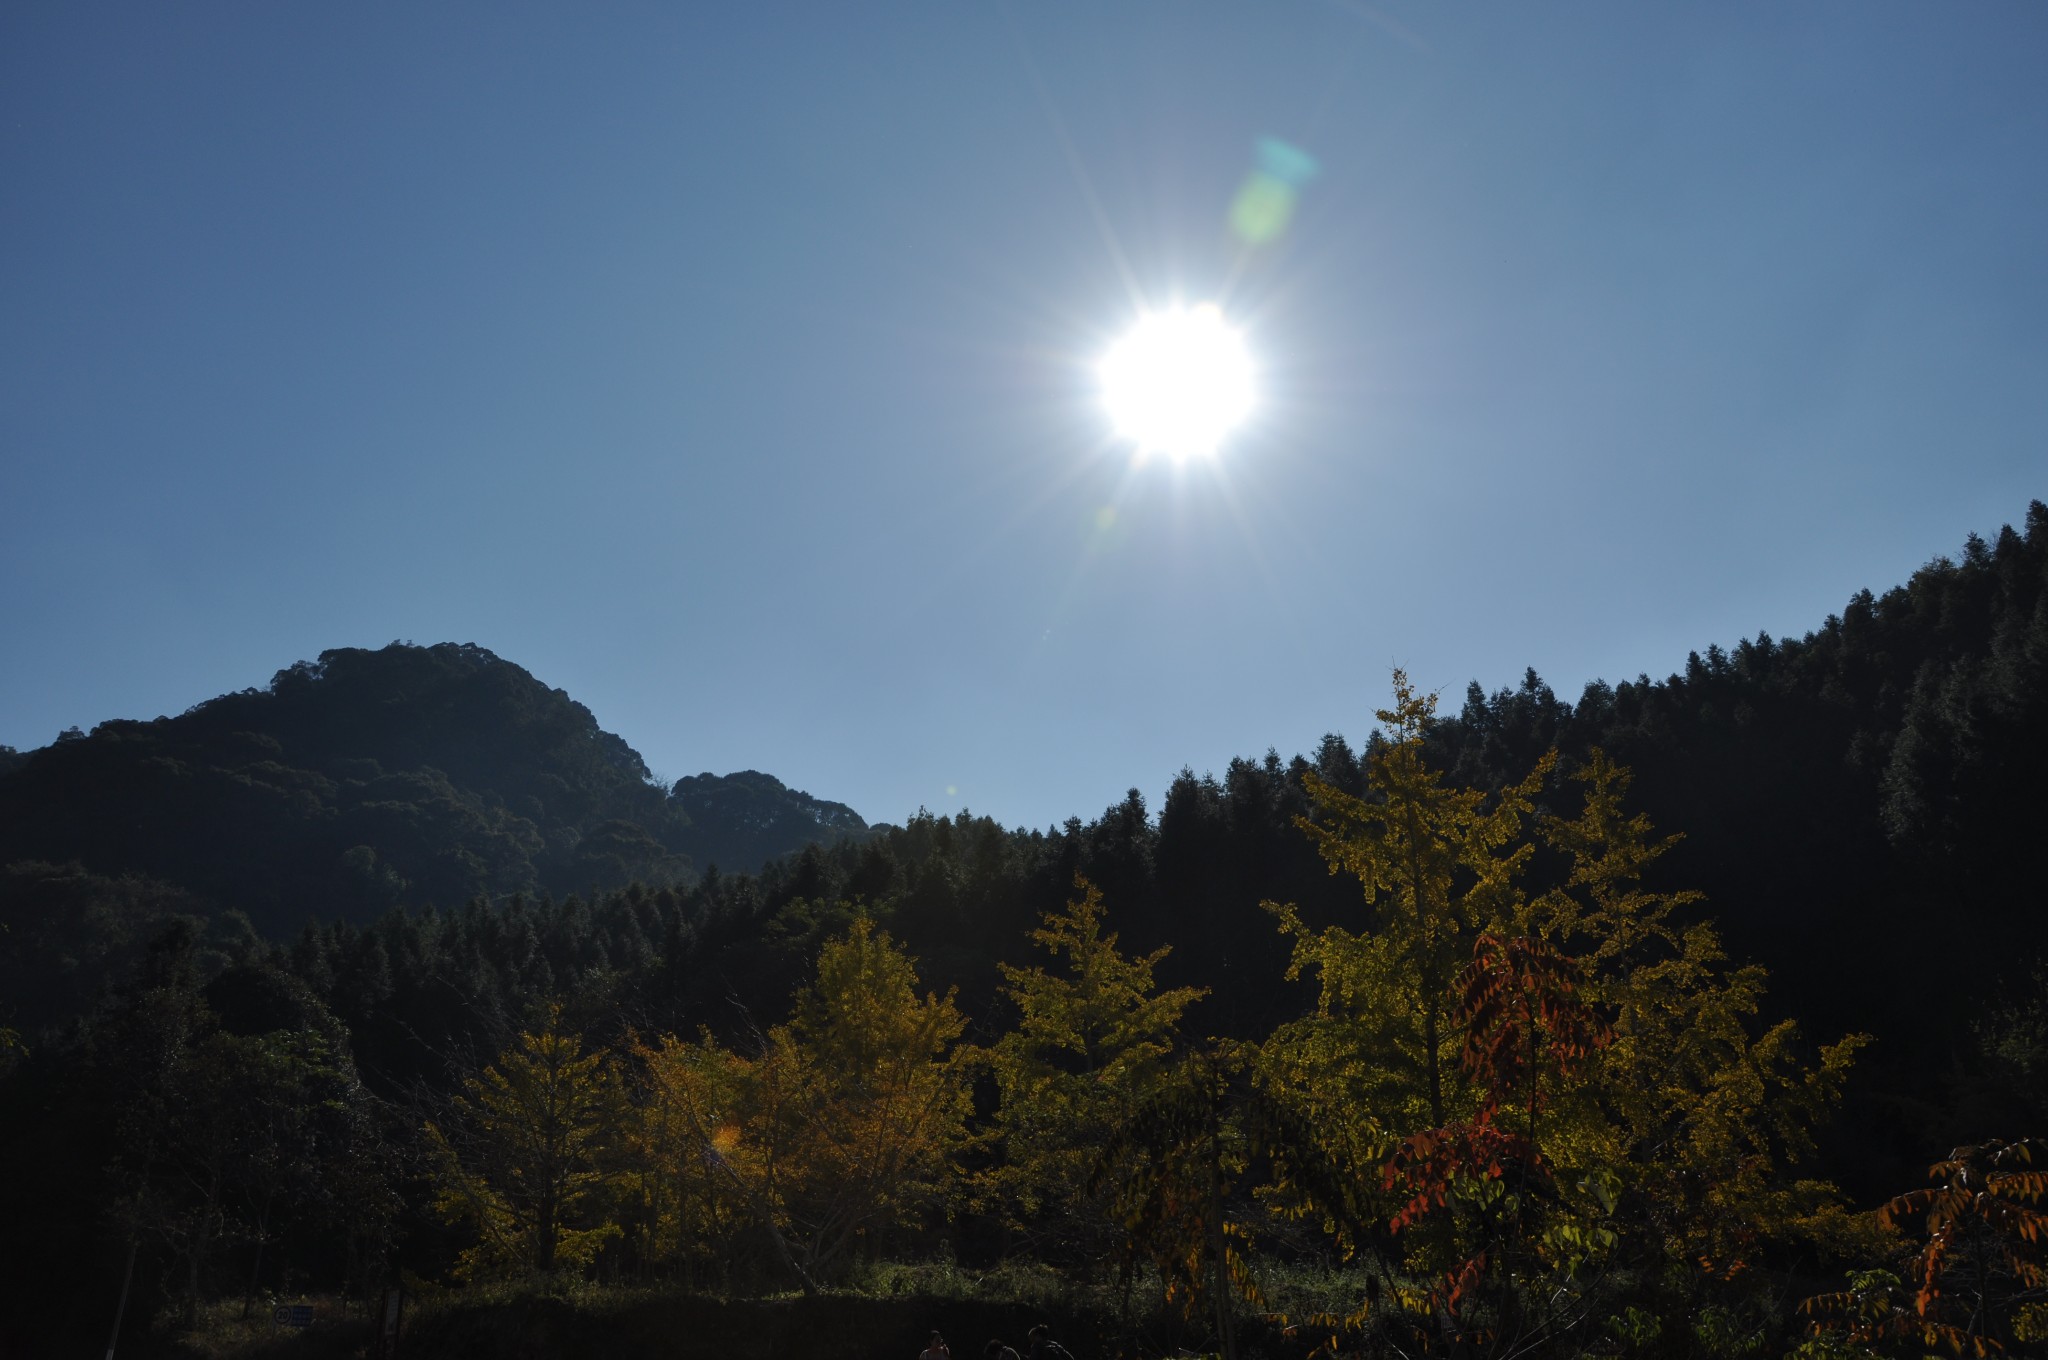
<box><xmin>5</xmin><ymin>502</ymin><xmax>2048</xmax><ymax>1360</ymax></box>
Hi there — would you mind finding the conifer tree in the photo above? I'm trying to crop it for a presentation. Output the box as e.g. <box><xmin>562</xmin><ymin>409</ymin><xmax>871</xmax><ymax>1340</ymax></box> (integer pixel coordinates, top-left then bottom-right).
<box><xmin>777</xmin><ymin>916</ymin><xmax>969</xmax><ymax>1281</ymax></box>
<box><xmin>982</xmin><ymin>876</ymin><xmax>1206</xmax><ymax>1264</ymax></box>
<box><xmin>426</xmin><ymin>1004</ymin><xmax>627</xmax><ymax>1279</ymax></box>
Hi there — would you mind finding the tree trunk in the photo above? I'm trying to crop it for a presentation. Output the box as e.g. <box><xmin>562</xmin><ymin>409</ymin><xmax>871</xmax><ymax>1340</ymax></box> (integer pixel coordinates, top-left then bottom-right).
<box><xmin>1406</xmin><ymin>817</ymin><xmax>1446</xmax><ymax>1130</ymax></box>
<box><xmin>242</xmin><ymin>1186</ymin><xmax>276</xmax><ymax>1320</ymax></box>
<box><xmin>537</xmin><ymin>1184</ymin><xmax>558</xmax><ymax>1274</ymax></box>
<box><xmin>1424</xmin><ymin>1004</ymin><xmax>1444</xmax><ymax>1127</ymax></box>
<box><xmin>241</xmin><ymin>1234</ymin><xmax>266</xmax><ymax>1322</ymax></box>
<box><xmin>186</xmin><ymin>1248</ymin><xmax>202</xmax><ymax>1331</ymax></box>
<box><xmin>103</xmin><ymin>1239</ymin><xmax>137</xmax><ymax>1360</ymax></box>
<box><xmin>1206</xmin><ymin>1115</ymin><xmax>1237</xmax><ymax>1360</ymax></box>
<box><xmin>709</xmin><ymin>1145</ymin><xmax>819</xmax><ymax>1297</ymax></box>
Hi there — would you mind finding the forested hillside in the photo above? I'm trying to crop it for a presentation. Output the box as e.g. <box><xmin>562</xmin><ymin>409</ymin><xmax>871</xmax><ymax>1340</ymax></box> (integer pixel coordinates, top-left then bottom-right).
<box><xmin>2</xmin><ymin>504</ymin><xmax>2045</xmax><ymax>1359</ymax></box>
<box><xmin>0</xmin><ymin>642</ymin><xmax>867</xmax><ymax>936</ymax></box>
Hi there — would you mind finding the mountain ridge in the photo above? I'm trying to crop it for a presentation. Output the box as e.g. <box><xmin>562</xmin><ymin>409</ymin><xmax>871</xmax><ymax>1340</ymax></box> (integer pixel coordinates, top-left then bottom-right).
<box><xmin>3</xmin><ymin>501</ymin><xmax>2043</xmax><ymax>1069</ymax></box>
<box><xmin>0</xmin><ymin>641</ymin><xmax>868</xmax><ymax>934</ymax></box>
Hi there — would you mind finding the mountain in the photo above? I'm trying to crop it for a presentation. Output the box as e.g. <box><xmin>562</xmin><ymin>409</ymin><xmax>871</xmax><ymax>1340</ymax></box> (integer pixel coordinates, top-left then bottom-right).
<box><xmin>0</xmin><ymin>642</ymin><xmax>867</xmax><ymax>935</ymax></box>
<box><xmin>4</xmin><ymin>506</ymin><xmax>2044</xmax><ymax>1136</ymax></box>
<box><xmin>5</xmin><ymin>508</ymin><xmax>2044</xmax><ymax>1360</ymax></box>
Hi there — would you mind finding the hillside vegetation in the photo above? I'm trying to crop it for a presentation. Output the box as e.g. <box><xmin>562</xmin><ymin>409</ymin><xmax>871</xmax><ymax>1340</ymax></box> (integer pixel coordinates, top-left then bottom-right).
<box><xmin>0</xmin><ymin>642</ymin><xmax>865</xmax><ymax>938</ymax></box>
<box><xmin>3</xmin><ymin>503</ymin><xmax>2045</xmax><ymax>1360</ymax></box>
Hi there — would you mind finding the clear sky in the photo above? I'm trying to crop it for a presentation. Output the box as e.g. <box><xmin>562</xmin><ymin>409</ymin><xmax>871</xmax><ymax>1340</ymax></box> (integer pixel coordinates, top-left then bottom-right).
<box><xmin>3</xmin><ymin>3</ymin><xmax>2044</xmax><ymax>830</ymax></box>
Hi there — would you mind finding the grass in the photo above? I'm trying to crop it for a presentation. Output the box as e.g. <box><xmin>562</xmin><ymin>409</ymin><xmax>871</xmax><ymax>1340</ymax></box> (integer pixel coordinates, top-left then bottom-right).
<box><xmin>147</xmin><ymin>1258</ymin><xmax>1394</xmax><ymax>1359</ymax></box>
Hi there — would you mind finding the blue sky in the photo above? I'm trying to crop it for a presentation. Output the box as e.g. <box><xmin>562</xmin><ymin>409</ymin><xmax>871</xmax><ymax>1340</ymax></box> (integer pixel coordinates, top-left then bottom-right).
<box><xmin>3</xmin><ymin>3</ymin><xmax>2043</xmax><ymax>830</ymax></box>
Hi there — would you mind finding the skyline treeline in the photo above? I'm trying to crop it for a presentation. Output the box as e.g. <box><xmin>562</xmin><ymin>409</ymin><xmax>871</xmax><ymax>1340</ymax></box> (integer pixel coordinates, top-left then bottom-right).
<box><xmin>0</xmin><ymin>692</ymin><xmax>1930</xmax><ymax>1356</ymax></box>
<box><xmin>1</xmin><ymin>502</ymin><xmax>2045</xmax><ymax>1356</ymax></box>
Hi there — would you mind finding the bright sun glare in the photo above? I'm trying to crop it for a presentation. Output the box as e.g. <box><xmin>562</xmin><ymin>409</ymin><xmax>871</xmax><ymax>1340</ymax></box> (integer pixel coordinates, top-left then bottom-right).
<box><xmin>1098</xmin><ymin>304</ymin><xmax>1255</xmax><ymax>461</ymax></box>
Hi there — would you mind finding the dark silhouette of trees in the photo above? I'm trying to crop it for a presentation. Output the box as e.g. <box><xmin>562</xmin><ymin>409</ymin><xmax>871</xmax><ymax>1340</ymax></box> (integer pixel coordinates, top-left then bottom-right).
<box><xmin>3</xmin><ymin>503</ymin><xmax>2046</xmax><ymax>1356</ymax></box>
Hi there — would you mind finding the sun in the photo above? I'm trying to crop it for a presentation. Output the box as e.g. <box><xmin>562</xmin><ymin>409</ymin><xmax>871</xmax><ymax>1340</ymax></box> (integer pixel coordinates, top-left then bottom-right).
<box><xmin>1098</xmin><ymin>304</ymin><xmax>1255</xmax><ymax>461</ymax></box>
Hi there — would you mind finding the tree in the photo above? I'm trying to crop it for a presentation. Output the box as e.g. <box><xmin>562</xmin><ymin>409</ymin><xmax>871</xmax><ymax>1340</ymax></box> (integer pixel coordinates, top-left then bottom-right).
<box><xmin>1090</xmin><ymin>1041</ymin><xmax>1352</xmax><ymax>1360</ymax></box>
<box><xmin>89</xmin><ymin>934</ymin><xmax>387</xmax><ymax>1330</ymax></box>
<box><xmin>1258</xmin><ymin>670</ymin><xmax>1554</xmax><ymax>1288</ymax></box>
<box><xmin>1376</xmin><ymin>932</ymin><xmax>1612</xmax><ymax>1343</ymax></box>
<box><xmin>631</xmin><ymin>1028</ymin><xmax>786</xmax><ymax>1289</ymax></box>
<box><xmin>1802</xmin><ymin>1138</ymin><xmax>2048</xmax><ymax>1354</ymax></box>
<box><xmin>1267</xmin><ymin>670</ymin><xmax>1552</xmax><ymax>1135</ymax></box>
<box><xmin>1261</xmin><ymin>681</ymin><xmax>1867</xmax><ymax>1350</ymax></box>
<box><xmin>635</xmin><ymin>917</ymin><xmax>970</xmax><ymax>1293</ymax></box>
<box><xmin>425</xmin><ymin>1004</ymin><xmax>627</xmax><ymax>1279</ymax></box>
<box><xmin>981</xmin><ymin>876</ymin><xmax>1206</xmax><ymax>1266</ymax></box>
<box><xmin>1535</xmin><ymin>751</ymin><xmax>1869</xmax><ymax>1282</ymax></box>
<box><xmin>219</xmin><ymin>1027</ymin><xmax>351</xmax><ymax>1317</ymax></box>
<box><xmin>0</xmin><ymin>915</ymin><xmax>18</xmax><ymax>1080</ymax></box>
<box><xmin>779</xmin><ymin>916</ymin><xmax>971</xmax><ymax>1282</ymax></box>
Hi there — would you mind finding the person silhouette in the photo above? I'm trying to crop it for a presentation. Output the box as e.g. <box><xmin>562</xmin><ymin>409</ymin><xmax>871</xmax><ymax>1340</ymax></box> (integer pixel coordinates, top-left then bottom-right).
<box><xmin>919</xmin><ymin>1332</ymin><xmax>952</xmax><ymax>1360</ymax></box>
<box><xmin>1026</xmin><ymin>1325</ymin><xmax>1073</xmax><ymax>1360</ymax></box>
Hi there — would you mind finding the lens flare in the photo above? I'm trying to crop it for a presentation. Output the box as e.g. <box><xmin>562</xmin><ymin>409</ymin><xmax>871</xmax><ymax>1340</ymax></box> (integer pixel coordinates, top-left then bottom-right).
<box><xmin>1230</xmin><ymin>137</ymin><xmax>1320</xmax><ymax>246</ymax></box>
<box><xmin>1098</xmin><ymin>305</ymin><xmax>1255</xmax><ymax>461</ymax></box>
